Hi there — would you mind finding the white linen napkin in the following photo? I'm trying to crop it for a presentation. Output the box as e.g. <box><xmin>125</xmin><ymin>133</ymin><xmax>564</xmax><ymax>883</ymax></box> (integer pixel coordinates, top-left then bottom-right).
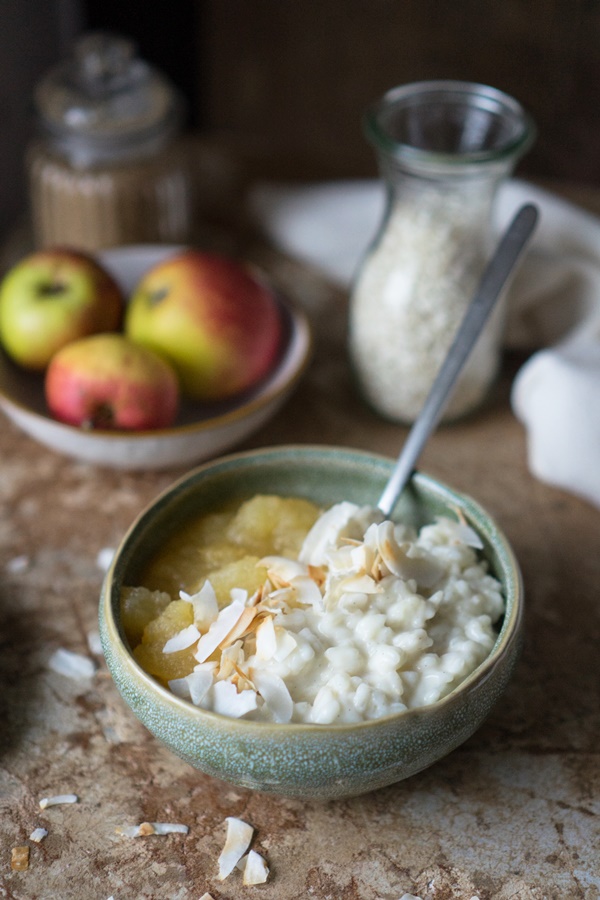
<box><xmin>247</xmin><ymin>178</ymin><xmax>600</xmax><ymax>509</ymax></box>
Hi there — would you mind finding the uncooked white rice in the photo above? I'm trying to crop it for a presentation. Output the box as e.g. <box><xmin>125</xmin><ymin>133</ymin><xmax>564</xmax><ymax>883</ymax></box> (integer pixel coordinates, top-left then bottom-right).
<box><xmin>349</xmin><ymin>187</ymin><xmax>503</xmax><ymax>422</ymax></box>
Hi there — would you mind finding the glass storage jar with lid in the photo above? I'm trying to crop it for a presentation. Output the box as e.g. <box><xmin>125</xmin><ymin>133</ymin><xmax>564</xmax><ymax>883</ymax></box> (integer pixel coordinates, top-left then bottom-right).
<box><xmin>348</xmin><ymin>80</ymin><xmax>535</xmax><ymax>424</ymax></box>
<box><xmin>28</xmin><ymin>32</ymin><xmax>194</xmax><ymax>251</ymax></box>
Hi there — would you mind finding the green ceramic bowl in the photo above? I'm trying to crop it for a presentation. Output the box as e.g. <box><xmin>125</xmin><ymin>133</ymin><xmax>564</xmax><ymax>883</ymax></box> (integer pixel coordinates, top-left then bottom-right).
<box><xmin>99</xmin><ymin>445</ymin><xmax>523</xmax><ymax>800</ymax></box>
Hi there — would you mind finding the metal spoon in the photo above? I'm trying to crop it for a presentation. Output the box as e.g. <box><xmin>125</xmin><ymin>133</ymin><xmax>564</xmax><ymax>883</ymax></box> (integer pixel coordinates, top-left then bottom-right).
<box><xmin>377</xmin><ymin>202</ymin><xmax>539</xmax><ymax>518</ymax></box>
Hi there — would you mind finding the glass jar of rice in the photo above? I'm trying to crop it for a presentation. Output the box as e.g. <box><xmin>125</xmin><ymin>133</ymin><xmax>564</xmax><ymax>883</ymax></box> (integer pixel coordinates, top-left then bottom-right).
<box><xmin>349</xmin><ymin>80</ymin><xmax>535</xmax><ymax>424</ymax></box>
<box><xmin>28</xmin><ymin>32</ymin><xmax>194</xmax><ymax>252</ymax></box>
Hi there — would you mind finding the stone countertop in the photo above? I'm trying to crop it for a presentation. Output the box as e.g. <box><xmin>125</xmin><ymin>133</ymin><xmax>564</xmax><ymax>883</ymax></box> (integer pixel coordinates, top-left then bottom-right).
<box><xmin>1</xmin><ymin>197</ymin><xmax>599</xmax><ymax>900</ymax></box>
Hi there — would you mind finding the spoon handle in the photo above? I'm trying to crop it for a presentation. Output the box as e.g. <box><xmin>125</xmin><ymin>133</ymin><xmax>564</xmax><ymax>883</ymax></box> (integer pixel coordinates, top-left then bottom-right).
<box><xmin>377</xmin><ymin>202</ymin><xmax>539</xmax><ymax>518</ymax></box>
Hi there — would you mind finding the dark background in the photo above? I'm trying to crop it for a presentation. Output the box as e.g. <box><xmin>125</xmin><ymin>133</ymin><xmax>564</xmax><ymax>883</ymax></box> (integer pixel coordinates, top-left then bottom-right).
<box><xmin>2</xmin><ymin>0</ymin><xmax>599</xmax><ymax>243</ymax></box>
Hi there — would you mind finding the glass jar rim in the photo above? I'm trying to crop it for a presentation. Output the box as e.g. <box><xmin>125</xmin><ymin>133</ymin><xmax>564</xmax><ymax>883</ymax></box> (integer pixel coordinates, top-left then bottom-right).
<box><xmin>365</xmin><ymin>80</ymin><xmax>536</xmax><ymax>170</ymax></box>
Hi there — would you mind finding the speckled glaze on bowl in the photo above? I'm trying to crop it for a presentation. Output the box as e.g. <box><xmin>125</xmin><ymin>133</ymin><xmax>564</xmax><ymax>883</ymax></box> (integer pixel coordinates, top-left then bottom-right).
<box><xmin>99</xmin><ymin>445</ymin><xmax>524</xmax><ymax>800</ymax></box>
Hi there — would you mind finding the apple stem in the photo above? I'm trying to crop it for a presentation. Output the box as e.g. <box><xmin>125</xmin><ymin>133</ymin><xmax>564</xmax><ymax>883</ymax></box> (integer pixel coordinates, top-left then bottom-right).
<box><xmin>40</xmin><ymin>282</ymin><xmax>67</xmax><ymax>297</ymax></box>
<box><xmin>148</xmin><ymin>287</ymin><xmax>169</xmax><ymax>307</ymax></box>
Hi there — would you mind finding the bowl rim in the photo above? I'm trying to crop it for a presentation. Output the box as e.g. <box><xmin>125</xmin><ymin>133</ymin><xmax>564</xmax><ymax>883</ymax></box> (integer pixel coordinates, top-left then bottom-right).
<box><xmin>101</xmin><ymin>444</ymin><xmax>524</xmax><ymax>735</ymax></box>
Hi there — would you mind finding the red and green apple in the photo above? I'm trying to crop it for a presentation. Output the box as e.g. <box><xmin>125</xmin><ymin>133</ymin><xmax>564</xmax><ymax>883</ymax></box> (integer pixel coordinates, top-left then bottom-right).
<box><xmin>0</xmin><ymin>248</ymin><xmax>123</xmax><ymax>370</ymax></box>
<box><xmin>124</xmin><ymin>250</ymin><xmax>283</xmax><ymax>401</ymax></box>
<box><xmin>44</xmin><ymin>333</ymin><xmax>180</xmax><ymax>430</ymax></box>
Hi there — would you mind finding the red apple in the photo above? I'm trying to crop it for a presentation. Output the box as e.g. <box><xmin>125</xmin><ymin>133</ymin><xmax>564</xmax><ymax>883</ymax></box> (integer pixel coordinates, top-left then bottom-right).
<box><xmin>124</xmin><ymin>250</ymin><xmax>283</xmax><ymax>401</ymax></box>
<box><xmin>45</xmin><ymin>333</ymin><xmax>180</xmax><ymax>430</ymax></box>
<box><xmin>0</xmin><ymin>247</ymin><xmax>123</xmax><ymax>371</ymax></box>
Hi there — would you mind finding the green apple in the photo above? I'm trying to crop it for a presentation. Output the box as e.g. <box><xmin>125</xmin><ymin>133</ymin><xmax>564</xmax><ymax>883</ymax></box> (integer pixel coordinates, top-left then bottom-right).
<box><xmin>125</xmin><ymin>250</ymin><xmax>283</xmax><ymax>401</ymax></box>
<box><xmin>0</xmin><ymin>248</ymin><xmax>123</xmax><ymax>370</ymax></box>
<box><xmin>44</xmin><ymin>333</ymin><xmax>180</xmax><ymax>430</ymax></box>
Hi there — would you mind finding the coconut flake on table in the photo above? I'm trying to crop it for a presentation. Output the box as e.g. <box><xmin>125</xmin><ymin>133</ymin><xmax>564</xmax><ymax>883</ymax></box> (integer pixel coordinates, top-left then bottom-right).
<box><xmin>238</xmin><ymin>849</ymin><xmax>270</xmax><ymax>885</ymax></box>
<box><xmin>96</xmin><ymin>547</ymin><xmax>115</xmax><ymax>572</ymax></box>
<box><xmin>87</xmin><ymin>630</ymin><xmax>103</xmax><ymax>656</ymax></box>
<box><xmin>6</xmin><ymin>554</ymin><xmax>29</xmax><ymax>574</ymax></box>
<box><xmin>11</xmin><ymin>846</ymin><xmax>30</xmax><ymax>871</ymax></box>
<box><xmin>115</xmin><ymin>822</ymin><xmax>189</xmax><ymax>837</ymax></box>
<box><xmin>218</xmin><ymin>817</ymin><xmax>254</xmax><ymax>880</ymax></box>
<box><xmin>39</xmin><ymin>793</ymin><xmax>78</xmax><ymax>809</ymax></box>
<box><xmin>29</xmin><ymin>827</ymin><xmax>48</xmax><ymax>842</ymax></box>
<box><xmin>48</xmin><ymin>648</ymin><xmax>97</xmax><ymax>679</ymax></box>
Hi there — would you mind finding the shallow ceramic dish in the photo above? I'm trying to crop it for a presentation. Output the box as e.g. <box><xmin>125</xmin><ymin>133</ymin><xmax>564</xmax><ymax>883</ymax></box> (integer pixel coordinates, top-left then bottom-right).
<box><xmin>0</xmin><ymin>246</ymin><xmax>311</xmax><ymax>470</ymax></box>
<box><xmin>99</xmin><ymin>445</ymin><xmax>524</xmax><ymax>800</ymax></box>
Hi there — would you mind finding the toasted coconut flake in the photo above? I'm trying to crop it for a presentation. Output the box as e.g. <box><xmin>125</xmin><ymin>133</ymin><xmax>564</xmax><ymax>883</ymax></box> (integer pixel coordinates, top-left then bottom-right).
<box><xmin>248</xmin><ymin>585</ymin><xmax>264</xmax><ymax>606</ymax></box>
<box><xmin>307</xmin><ymin>564</ymin><xmax>326</xmax><ymax>585</ymax></box>
<box><xmin>255</xmin><ymin>615</ymin><xmax>277</xmax><ymax>660</ymax></box>
<box><xmin>39</xmin><ymin>793</ymin><xmax>78</xmax><ymax>809</ymax></box>
<box><xmin>150</xmin><ymin>822</ymin><xmax>189</xmax><ymax>835</ymax></box>
<box><xmin>11</xmin><ymin>846</ymin><xmax>29</xmax><ymax>871</ymax></box>
<box><xmin>259</xmin><ymin>556</ymin><xmax>310</xmax><ymax>584</ymax></box>
<box><xmin>167</xmin><ymin>676</ymin><xmax>191</xmax><ymax>700</ymax></box>
<box><xmin>376</xmin><ymin>523</ymin><xmax>443</xmax><ymax>587</ymax></box>
<box><xmin>116</xmin><ymin>822</ymin><xmax>189</xmax><ymax>837</ymax></box>
<box><xmin>212</xmin><ymin>681</ymin><xmax>257</xmax><ymax>718</ymax></box>
<box><xmin>298</xmin><ymin>501</ymin><xmax>360</xmax><ymax>565</ymax></box>
<box><xmin>218</xmin><ymin>817</ymin><xmax>254</xmax><ymax>880</ymax></box>
<box><xmin>48</xmin><ymin>648</ymin><xmax>96</xmax><ymax>680</ymax></box>
<box><xmin>29</xmin><ymin>827</ymin><xmax>48</xmax><ymax>843</ymax></box>
<box><xmin>181</xmin><ymin>580</ymin><xmax>219</xmax><ymax>631</ymax></box>
<box><xmin>169</xmin><ymin>667</ymin><xmax>213</xmax><ymax>707</ymax></box>
<box><xmin>163</xmin><ymin>624</ymin><xmax>201</xmax><ymax>654</ymax></box>
<box><xmin>252</xmin><ymin>669</ymin><xmax>293</xmax><ymax>723</ymax></box>
<box><xmin>272</xmin><ymin>625</ymin><xmax>297</xmax><ymax>662</ymax></box>
<box><xmin>231</xmin><ymin>663</ymin><xmax>256</xmax><ymax>692</ymax></box>
<box><xmin>339</xmin><ymin>572</ymin><xmax>381</xmax><ymax>594</ymax></box>
<box><xmin>443</xmin><ymin>516</ymin><xmax>484</xmax><ymax>549</ymax></box>
<box><xmin>376</xmin><ymin>521</ymin><xmax>406</xmax><ymax>577</ymax></box>
<box><xmin>260</xmin><ymin>587</ymin><xmax>293</xmax><ymax>609</ymax></box>
<box><xmin>195</xmin><ymin>599</ymin><xmax>246</xmax><ymax>663</ymax></box>
<box><xmin>291</xmin><ymin>574</ymin><xmax>324</xmax><ymax>608</ymax></box>
<box><xmin>241</xmin><ymin>849</ymin><xmax>270</xmax><ymax>885</ymax></box>
<box><xmin>219</xmin><ymin>606</ymin><xmax>258</xmax><ymax>649</ymax></box>
<box><xmin>199</xmin><ymin>893</ymin><xmax>216</xmax><ymax>900</ymax></box>
<box><xmin>187</xmin><ymin>669</ymin><xmax>214</xmax><ymax>706</ymax></box>
<box><xmin>351</xmin><ymin>543</ymin><xmax>374</xmax><ymax>571</ymax></box>
<box><xmin>244</xmin><ymin>608</ymin><xmax>274</xmax><ymax>635</ymax></box>
<box><xmin>116</xmin><ymin>824</ymin><xmax>152</xmax><ymax>837</ymax></box>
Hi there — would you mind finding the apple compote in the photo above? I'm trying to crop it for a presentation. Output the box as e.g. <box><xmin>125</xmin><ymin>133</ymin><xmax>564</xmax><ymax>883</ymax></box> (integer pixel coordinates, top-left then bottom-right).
<box><xmin>121</xmin><ymin>495</ymin><xmax>321</xmax><ymax>680</ymax></box>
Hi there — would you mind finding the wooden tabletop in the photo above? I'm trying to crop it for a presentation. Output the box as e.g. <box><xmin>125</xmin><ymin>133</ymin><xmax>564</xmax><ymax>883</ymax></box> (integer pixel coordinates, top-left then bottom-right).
<box><xmin>1</xmin><ymin>184</ymin><xmax>599</xmax><ymax>900</ymax></box>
